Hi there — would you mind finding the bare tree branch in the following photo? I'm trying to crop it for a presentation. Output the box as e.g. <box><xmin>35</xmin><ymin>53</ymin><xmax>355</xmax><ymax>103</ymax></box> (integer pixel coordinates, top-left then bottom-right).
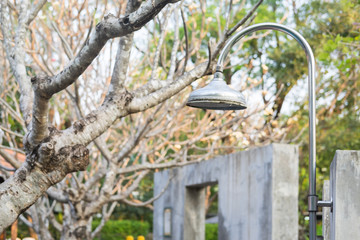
<box><xmin>226</xmin><ymin>0</ymin><xmax>263</xmax><ymax>37</ymax></box>
<box><xmin>46</xmin><ymin>0</ymin><xmax>180</xmax><ymax>97</ymax></box>
<box><xmin>150</xmin><ymin>5</ymin><xmax>173</xmax><ymax>80</ymax></box>
<box><xmin>118</xmin><ymin>174</ymin><xmax>172</xmax><ymax>208</ymax></box>
<box><xmin>0</xmin><ymin>149</ymin><xmax>21</xmax><ymax>169</ymax></box>
<box><xmin>129</xmin><ymin>62</ymin><xmax>207</xmax><ymax>112</ymax></box>
<box><xmin>166</xmin><ymin>7</ymin><xmax>180</xmax><ymax>81</ymax></box>
<box><xmin>0</xmin><ymin>3</ymin><xmax>33</xmax><ymax>127</ymax></box>
<box><xmin>180</xmin><ymin>6</ymin><xmax>189</xmax><ymax>74</ymax></box>
<box><xmin>90</xmin><ymin>202</ymin><xmax>117</xmax><ymax>239</ymax></box>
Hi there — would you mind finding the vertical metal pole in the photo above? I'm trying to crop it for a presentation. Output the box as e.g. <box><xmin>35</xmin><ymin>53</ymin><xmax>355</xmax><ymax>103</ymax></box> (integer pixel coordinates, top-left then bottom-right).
<box><xmin>305</xmin><ymin>26</ymin><xmax>317</xmax><ymax>240</ymax></box>
<box><xmin>216</xmin><ymin>23</ymin><xmax>318</xmax><ymax>240</ymax></box>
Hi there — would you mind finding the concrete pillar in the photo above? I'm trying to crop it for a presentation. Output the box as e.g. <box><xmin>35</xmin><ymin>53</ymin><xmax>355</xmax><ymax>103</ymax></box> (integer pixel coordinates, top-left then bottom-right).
<box><xmin>184</xmin><ymin>187</ymin><xmax>206</xmax><ymax>240</ymax></box>
<box><xmin>271</xmin><ymin>145</ymin><xmax>299</xmax><ymax>240</ymax></box>
<box><xmin>322</xmin><ymin>180</ymin><xmax>330</xmax><ymax>240</ymax></box>
<box><xmin>330</xmin><ymin>150</ymin><xmax>360</xmax><ymax>240</ymax></box>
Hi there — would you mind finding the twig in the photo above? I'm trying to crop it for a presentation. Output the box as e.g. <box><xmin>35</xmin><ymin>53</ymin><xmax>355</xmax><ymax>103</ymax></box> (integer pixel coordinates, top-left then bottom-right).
<box><xmin>0</xmin><ymin>148</ymin><xmax>23</xmax><ymax>169</ymax></box>
<box><xmin>224</xmin><ymin>0</ymin><xmax>233</xmax><ymax>34</ymax></box>
<box><xmin>180</xmin><ymin>7</ymin><xmax>189</xmax><ymax>75</ymax></box>
<box><xmin>0</xmin><ymin>164</ymin><xmax>16</xmax><ymax>171</ymax></box>
<box><xmin>120</xmin><ymin>175</ymin><xmax>172</xmax><ymax>209</ymax></box>
<box><xmin>0</xmin><ymin>125</ymin><xmax>24</xmax><ymax>138</ymax></box>
<box><xmin>0</xmin><ymin>98</ymin><xmax>26</xmax><ymax>127</ymax></box>
<box><xmin>51</xmin><ymin>20</ymin><xmax>74</xmax><ymax>59</ymax></box>
<box><xmin>226</xmin><ymin>0</ymin><xmax>264</xmax><ymax>37</ymax></box>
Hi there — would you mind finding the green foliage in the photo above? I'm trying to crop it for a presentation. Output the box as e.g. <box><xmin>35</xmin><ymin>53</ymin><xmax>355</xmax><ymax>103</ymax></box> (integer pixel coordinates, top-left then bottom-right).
<box><xmin>92</xmin><ymin>220</ymin><xmax>150</xmax><ymax>240</ymax></box>
<box><xmin>317</xmin><ymin>113</ymin><xmax>360</xmax><ymax>177</ymax></box>
<box><xmin>205</xmin><ymin>224</ymin><xmax>218</xmax><ymax>240</ymax></box>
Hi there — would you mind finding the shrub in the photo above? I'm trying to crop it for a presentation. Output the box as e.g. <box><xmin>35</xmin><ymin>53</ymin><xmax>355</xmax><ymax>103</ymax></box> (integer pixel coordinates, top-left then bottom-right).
<box><xmin>205</xmin><ymin>223</ymin><xmax>218</xmax><ymax>240</ymax></box>
<box><xmin>92</xmin><ymin>220</ymin><xmax>150</xmax><ymax>240</ymax></box>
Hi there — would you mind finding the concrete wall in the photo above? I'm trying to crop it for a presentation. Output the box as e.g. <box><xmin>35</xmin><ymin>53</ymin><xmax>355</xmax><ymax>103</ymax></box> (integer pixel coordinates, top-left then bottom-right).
<box><xmin>329</xmin><ymin>150</ymin><xmax>360</xmax><ymax>240</ymax></box>
<box><xmin>153</xmin><ymin>144</ymin><xmax>299</xmax><ymax>240</ymax></box>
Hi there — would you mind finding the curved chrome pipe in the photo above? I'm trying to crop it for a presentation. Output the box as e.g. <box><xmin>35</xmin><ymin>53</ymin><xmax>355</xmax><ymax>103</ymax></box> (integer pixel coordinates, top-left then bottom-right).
<box><xmin>216</xmin><ymin>23</ymin><xmax>317</xmax><ymax>240</ymax></box>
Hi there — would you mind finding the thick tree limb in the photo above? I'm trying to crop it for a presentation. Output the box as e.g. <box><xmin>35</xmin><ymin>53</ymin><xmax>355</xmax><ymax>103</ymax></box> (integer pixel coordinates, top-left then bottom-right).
<box><xmin>27</xmin><ymin>75</ymin><xmax>51</xmax><ymax>147</ymax></box>
<box><xmin>0</xmin><ymin>163</ymin><xmax>58</xmax><ymax>233</ymax></box>
<box><xmin>109</xmin><ymin>33</ymin><xmax>134</xmax><ymax>92</ymax></box>
<box><xmin>108</xmin><ymin>0</ymin><xmax>140</xmax><ymax>94</ymax></box>
<box><xmin>0</xmin><ymin>134</ymin><xmax>90</xmax><ymax>231</ymax></box>
<box><xmin>132</xmin><ymin>79</ymin><xmax>168</xmax><ymax>98</ymax></box>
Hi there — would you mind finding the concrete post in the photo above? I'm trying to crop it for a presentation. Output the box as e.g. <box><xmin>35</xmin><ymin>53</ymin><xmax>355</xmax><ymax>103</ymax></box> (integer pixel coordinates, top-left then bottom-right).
<box><xmin>322</xmin><ymin>180</ymin><xmax>330</xmax><ymax>240</ymax></box>
<box><xmin>184</xmin><ymin>187</ymin><xmax>206</xmax><ymax>240</ymax></box>
<box><xmin>330</xmin><ymin>150</ymin><xmax>360</xmax><ymax>240</ymax></box>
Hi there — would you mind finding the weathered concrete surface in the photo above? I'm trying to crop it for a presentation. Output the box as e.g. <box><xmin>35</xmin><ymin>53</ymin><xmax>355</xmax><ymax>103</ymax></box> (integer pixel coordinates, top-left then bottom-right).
<box><xmin>322</xmin><ymin>180</ymin><xmax>330</xmax><ymax>240</ymax></box>
<box><xmin>330</xmin><ymin>150</ymin><xmax>360</xmax><ymax>240</ymax></box>
<box><xmin>184</xmin><ymin>187</ymin><xmax>206</xmax><ymax>240</ymax></box>
<box><xmin>153</xmin><ymin>144</ymin><xmax>299</xmax><ymax>240</ymax></box>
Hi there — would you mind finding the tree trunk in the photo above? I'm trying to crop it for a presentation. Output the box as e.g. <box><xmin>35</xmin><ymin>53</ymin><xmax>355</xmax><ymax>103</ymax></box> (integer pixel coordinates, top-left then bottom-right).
<box><xmin>61</xmin><ymin>205</ymin><xmax>92</xmax><ymax>240</ymax></box>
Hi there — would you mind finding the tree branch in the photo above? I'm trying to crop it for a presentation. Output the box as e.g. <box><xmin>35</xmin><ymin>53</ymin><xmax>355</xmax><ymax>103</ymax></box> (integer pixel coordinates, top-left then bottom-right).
<box><xmin>46</xmin><ymin>187</ymin><xmax>68</xmax><ymax>203</ymax></box>
<box><xmin>166</xmin><ymin>7</ymin><xmax>180</xmax><ymax>81</ymax></box>
<box><xmin>27</xmin><ymin>75</ymin><xmax>51</xmax><ymax>147</ymax></box>
<box><xmin>0</xmin><ymin>3</ymin><xmax>33</xmax><ymax>127</ymax></box>
<box><xmin>44</xmin><ymin>0</ymin><xmax>180</xmax><ymax>98</ymax></box>
<box><xmin>0</xmin><ymin>149</ymin><xmax>21</xmax><ymax>169</ymax></box>
<box><xmin>108</xmin><ymin>0</ymin><xmax>140</xmax><ymax>94</ymax></box>
<box><xmin>132</xmin><ymin>79</ymin><xmax>168</xmax><ymax>98</ymax></box>
<box><xmin>108</xmin><ymin>33</ymin><xmax>134</xmax><ymax>93</ymax></box>
<box><xmin>150</xmin><ymin>5</ymin><xmax>173</xmax><ymax>80</ymax></box>
<box><xmin>226</xmin><ymin>0</ymin><xmax>263</xmax><ymax>37</ymax></box>
<box><xmin>128</xmin><ymin>62</ymin><xmax>207</xmax><ymax>112</ymax></box>
<box><xmin>26</xmin><ymin>0</ymin><xmax>47</xmax><ymax>25</ymax></box>
<box><xmin>180</xmin><ymin>7</ymin><xmax>189</xmax><ymax>75</ymax></box>
<box><xmin>116</xmin><ymin>104</ymin><xmax>161</xmax><ymax>162</ymax></box>
<box><xmin>90</xmin><ymin>202</ymin><xmax>117</xmax><ymax>239</ymax></box>
<box><xmin>118</xmin><ymin>174</ymin><xmax>172</xmax><ymax>207</ymax></box>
